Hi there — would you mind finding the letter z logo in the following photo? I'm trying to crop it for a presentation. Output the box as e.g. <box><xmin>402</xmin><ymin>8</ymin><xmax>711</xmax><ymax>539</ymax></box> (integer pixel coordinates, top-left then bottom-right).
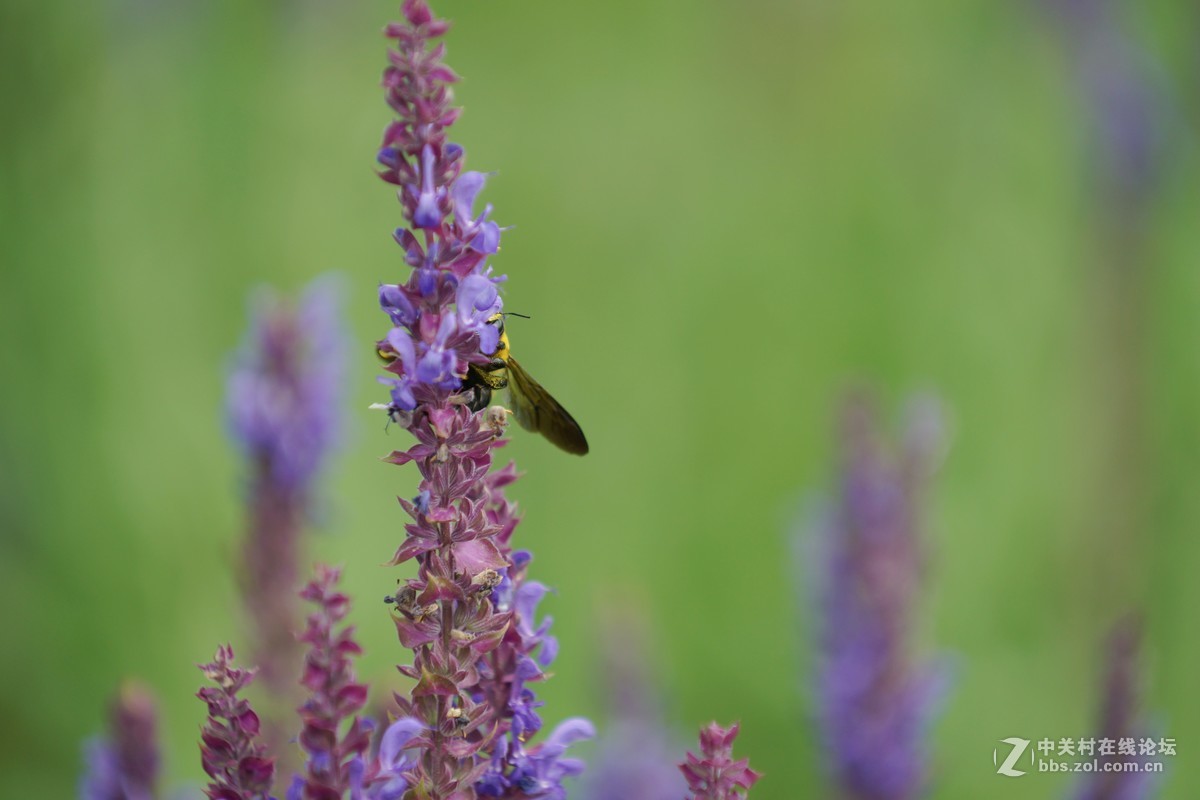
<box><xmin>994</xmin><ymin>737</ymin><xmax>1031</xmax><ymax>777</ymax></box>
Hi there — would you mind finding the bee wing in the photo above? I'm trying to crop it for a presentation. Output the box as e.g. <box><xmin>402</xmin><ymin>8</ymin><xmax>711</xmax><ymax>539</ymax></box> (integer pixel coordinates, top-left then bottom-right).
<box><xmin>506</xmin><ymin>356</ymin><xmax>589</xmax><ymax>455</ymax></box>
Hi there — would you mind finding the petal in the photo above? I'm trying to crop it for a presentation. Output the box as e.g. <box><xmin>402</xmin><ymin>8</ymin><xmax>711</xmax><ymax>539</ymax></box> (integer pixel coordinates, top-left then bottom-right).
<box><xmin>514</xmin><ymin>582</ymin><xmax>549</xmax><ymax>629</ymax></box>
<box><xmin>470</xmin><ymin>221</ymin><xmax>501</xmax><ymax>254</ymax></box>
<box><xmin>515</xmin><ymin>656</ymin><xmax>542</xmax><ymax>680</ymax></box>
<box><xmin>541</xmin><ymin>717</ymin><xmax>596</xmax><ymax>758</ymax></box>
<box><xmin>413</xmin><ymin>192</ymin><xmax>442</xmax><ymax>229</ymax></box>
<box><xmin>379</xmin><ymin>717</ymin><xmax>426</xmax><ymax>768</ymax></box>
<box><xmin>379</xmin><ymin>284</ymin><xmax>416</xmax><ymax>326</ymax></box>
<box><xmin>386</xmin><ymin>328</ymin><xmax>416</xmax><ymax>368</ymax></box>
<box><xmin>537</xmin><ymin>634</ymin><xmax>559</xmax><ymax>667</ymax></box>
<box><xmin>452</xmin><ymin>171</ymin><xmax>487</xmax><ymax>221</ymax></box>
<box><xmin>391</xmin><ymin>382</ymin><xmax>416</xmax><ymax>411</ymax></box>
<box><xmin>435</xmin><ymin>311</ymin><xmax>457</xmax><ymax>343</ymax></box>
<box><xmin>477</xmin><ymin>324</ymin><xmax>499</xmax><ymax>355</ymax></box>
<box><xmin>415</xmin><ymin>348</ymin><xmax>454</xmax><ymax>384</ymax></box>
<box><xmin>457</xmin><ymin>272</ymin><xmax>498</xmax><ymax>313</ymax></box>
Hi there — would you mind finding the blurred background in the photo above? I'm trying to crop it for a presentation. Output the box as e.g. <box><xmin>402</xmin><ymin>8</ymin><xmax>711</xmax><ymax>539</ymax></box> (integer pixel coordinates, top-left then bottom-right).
<box><xmin>2</xmin><ymin>0</ymin><xmax>1198</xmax><ymax>797</ymax></box>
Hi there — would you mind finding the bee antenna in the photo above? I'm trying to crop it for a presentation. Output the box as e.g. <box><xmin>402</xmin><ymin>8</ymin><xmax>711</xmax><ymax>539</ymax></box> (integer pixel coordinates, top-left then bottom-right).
<box><xmin>503</xmin><ymin>312</ymin><xmax>532</xmax><ymax>320</ymax></box>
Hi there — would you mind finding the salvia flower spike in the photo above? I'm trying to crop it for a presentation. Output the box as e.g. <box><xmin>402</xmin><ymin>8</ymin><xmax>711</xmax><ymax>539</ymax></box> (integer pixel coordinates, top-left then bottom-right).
<box><xmin>579</xmin><ymin>616</ymin><xmax>687</xmax><ymax>800</ymax></box>
<box><xmin>289</xmin><ymin>565</ymin><xmax>374</xmax><ymax>800</ymax></box>
<box><xmin>197</xmin><ymin>646</ymin><xmax>277</xmax><ymax>800</ymax></box>
<box><xmin>373</xmin><ymin>2</ymin><xmax>591</xmax><ymax>798</ymax></box>
<box><xmin>813</xmin><ymin>393</ymin><xmax>949</xmax><ymax>800</ymax></box>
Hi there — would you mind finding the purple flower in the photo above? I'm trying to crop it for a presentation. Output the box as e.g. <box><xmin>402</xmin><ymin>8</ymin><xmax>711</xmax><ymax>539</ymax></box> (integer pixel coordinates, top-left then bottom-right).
<box><xmin>1071</xmin><ymin>617</ymin><xmax>1162</xmax><ymax>800</ymax></box>
<box><xmin>477</xmin><ymin>719</ymin><xmax>595</xmax><ymax>800</ymax></box>
<box><xmin>226</xmin><ymin>274</ymin><xmax>348</xmax><ymax>494</ymax></box>
<box><xmin>379</xmin><ymin>283</ymin><xmax>417</xmax><ymax>328</ymax></box>
<box><xmin>380</xmin><ymin>326</ymin><xmax>420</xmax><ymax>411</ymax></box>
<box><xmin>679</xmin><ymin>722</ymin><xmax>761</xmax><ymax>800</ymax></box>
<box><xmin>479</xmin><ymin>575</ymin><xmax>552</xmax><ymax>742</ymax></box>
<box><xmin>226</xmin><ymin>275</ymin><xmax>349</xmax><ymax>699</ymax></box>
<box><xmin>513</xmin><ymin>582</ymin><xmax>557</xmax><ymax>668</ymax></box>
<box><xmin>79</xmin><ymin>682</ymin><xmax>161</xmax><ymax>800</ymax></box>
<box><xmin>452</xmin><ymin>172</ymin><xmax>502</xmax><ymax>255</ymax></box>
<box><xmin>581</xmin><ymin>717</ymin><xmax>684</xmax><ymax>800</ymax></box>
<box><xmin>196</xmin><ymin>646</ymin><xmax>276</xmax><ymax>800</ymax></box>
<box><xmin>363</xmin><ymin>718</ymin><xmax>425</xmax><ymax>800</ymax></box>
<box><xmin>81</xmin><ymin>740</ymin><xmax>124</xmax><ymax>800</ymax></box>
<box><xmin>414</xmin><ymin>314</ymin><xmax>460</xmax><ymax>386</ymax></box>
<box><xmin>456</xmin><ymin>272</ymin><xmax>502</xmax><ymax>354</ymax></box>
<box><xmin>580</xmin><ymin>619</ymin><xmax>687</xmax><ymax>800</ymax></box>
<box><xmin>470</xmin><ymin>471</ymin><xmax>594</xmax><ymax>798</ymax></box>
<box><xmin>512</xmin><ymin>718</ymin><xmax>596</xmax><ymax>798</ymax></box>
<box><xmin>411</xmin><ymin>144</ymin><xmax>447</xmax><ymax>229</ymax></box>
<box><xmin>808</xmin><ymin>393</ymin><xmax>949</xmax><ymax>800</ymax></box>
<box><xmin>1040</xmin><ymin>0</ymin><xmax>1168</xmax><ymax>208</ymax></box>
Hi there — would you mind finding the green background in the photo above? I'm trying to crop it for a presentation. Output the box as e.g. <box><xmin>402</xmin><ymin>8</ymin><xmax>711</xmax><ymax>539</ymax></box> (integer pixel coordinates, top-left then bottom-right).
<box><xmin>2</xmin><ymin>0</ymin><xmax>1198</xmax><ymax>797</ymax></box>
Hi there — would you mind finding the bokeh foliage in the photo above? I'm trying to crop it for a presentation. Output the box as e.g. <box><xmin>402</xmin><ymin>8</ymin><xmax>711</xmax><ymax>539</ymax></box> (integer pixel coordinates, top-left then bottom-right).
<box><xmin>1</xmin><ymin>0</ymin><xmax>1198</xmax><ymax>797</ymax></box>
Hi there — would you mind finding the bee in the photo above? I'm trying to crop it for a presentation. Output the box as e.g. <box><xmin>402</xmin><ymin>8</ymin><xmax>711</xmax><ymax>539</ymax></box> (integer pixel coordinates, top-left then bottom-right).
<box><xmin>467</xmin><ymin>313</ymin><xmax>588</xmax><ymax>455</ymax></box>
<box><xmin>378</xmin><ymin>313</ymin><xmax>588</xmax><ymax>455</ymax></box>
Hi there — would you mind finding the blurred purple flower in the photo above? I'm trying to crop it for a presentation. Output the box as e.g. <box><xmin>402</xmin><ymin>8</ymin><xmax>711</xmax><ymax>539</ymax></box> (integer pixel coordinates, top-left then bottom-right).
<box><xmin>1071</xmin><ymin>617</ymin><xmax>1162</xmax><ymax>800</ymax></box>
<box><xmin>81</xmin><ymin>741</ymin><xmax>124</xmax><ymax>800</ymax></box>
<box><xmin>226</xmin><ymin>275</ymin><xmax>349</xmax><ymax>699</ymax></box>
<box><xmin>79</xmin><ymin>682</ymin><xmax>161</xmax><ymax>800</ymax></box>
<box><xmin>1041</xmin><ymin>0</ymin><xmax>1169</xmax><ymax>208</ymax></box>
<box><xmin>227</xmin><ymin>274</ymin><xmax>348</xmax><ymax>495</ymax></box>
<box><xmin>580</xmin><ymin>616</ymin><xmax>686</xmax><ymax>800</ymax></box>
<box><xmin>679</xmin><ymin>722</ymin><xmax>761</xmax><ymax>800</ymax></box>
<box><xmin>808</xmin><ymin>393</ymin><xmax>950</xmax><ymax>800</ymax></box>
<box><xmin>581</xmin><ymin>717</ymin><xmax>683</xmax><ymax>800</ymax></box>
